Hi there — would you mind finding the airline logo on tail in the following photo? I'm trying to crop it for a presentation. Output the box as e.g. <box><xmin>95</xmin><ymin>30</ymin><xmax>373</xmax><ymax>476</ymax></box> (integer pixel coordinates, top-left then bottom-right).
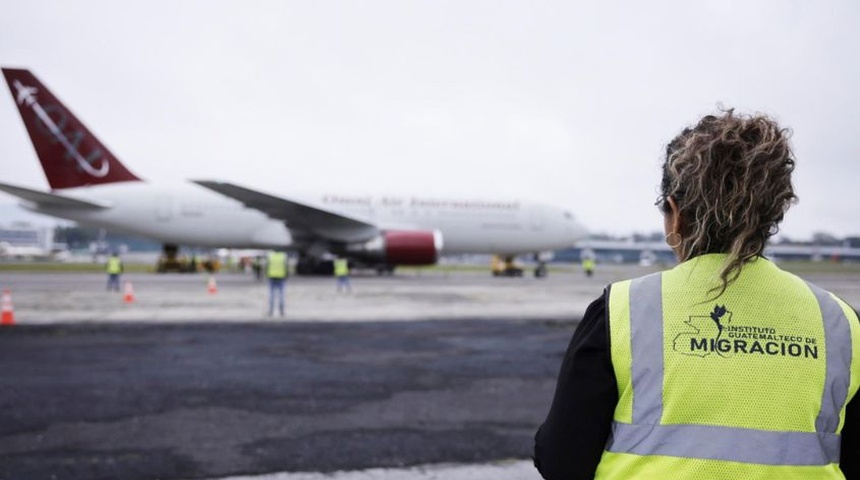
<box><xmin>11</xmin><ymin>79</ymin><xmax>109</xmax><ymax>178</ymax></box>
<box><xmin>2</xmin><ymin>68</ymin><xmax>141</xmax><ymax>189</ymax></box>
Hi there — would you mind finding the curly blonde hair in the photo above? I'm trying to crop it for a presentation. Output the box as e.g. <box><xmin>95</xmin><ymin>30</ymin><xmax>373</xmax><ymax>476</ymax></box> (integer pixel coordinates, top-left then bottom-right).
<box><xmin>657</xmin><ymin>109</ymin><xmax>798</xmax><ymax>294</ymax></box>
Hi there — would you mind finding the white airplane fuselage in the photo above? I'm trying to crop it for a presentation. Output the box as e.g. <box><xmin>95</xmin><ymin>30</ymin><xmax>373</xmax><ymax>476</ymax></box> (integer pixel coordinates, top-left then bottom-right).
<box><xmin>22</xmin><ymin>181</ymin><xmax>585</xmax><ymax>255</ymax></box>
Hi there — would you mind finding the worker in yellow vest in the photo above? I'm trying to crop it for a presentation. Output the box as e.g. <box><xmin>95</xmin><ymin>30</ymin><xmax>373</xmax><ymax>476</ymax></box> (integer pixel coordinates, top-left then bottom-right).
<box><xmin>334</xmin><ymin>257</ymin><xmax>351</xmax><ymax>293</ymax></box>
<box><xmin>581</xmin><ymin>256</ymin><xmax>595</xmax><ymax>277</ymax></box>
<box><xmin>266</xmin><ymin>250</ymin><xmax>289</xmax><ymax>316</ymax></box>
<box><xmin>105</xmin><ymin>252</ymin><xmax>123</xmax><ymax>292</ymax></box>
<box><xmin>535</xmin><ymin>110</ymin><xmax>860</xmax><ymax>479</ymax></box>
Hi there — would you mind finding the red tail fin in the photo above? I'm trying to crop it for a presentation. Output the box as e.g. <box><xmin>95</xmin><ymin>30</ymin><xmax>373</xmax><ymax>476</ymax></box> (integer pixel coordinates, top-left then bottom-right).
<box><xmin>2</xmin><ymin>68</ymin><xmax>142</xmax><ymax>189</ymax></box>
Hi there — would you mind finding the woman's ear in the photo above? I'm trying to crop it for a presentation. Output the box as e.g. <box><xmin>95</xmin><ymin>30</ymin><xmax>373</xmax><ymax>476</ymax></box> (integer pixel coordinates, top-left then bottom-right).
<box><xmin>666</xmin><ymin>196</ymin><xmax>682</xmax><ymax>234</ymax></box>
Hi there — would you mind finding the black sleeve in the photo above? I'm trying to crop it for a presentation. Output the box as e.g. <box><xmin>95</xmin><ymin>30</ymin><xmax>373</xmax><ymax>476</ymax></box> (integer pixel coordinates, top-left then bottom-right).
<box><xmin>843</xmin><ymin>394</ymin><xmax>857</xmax><ymax>478</ymax></box>
<box><xmin>841</xmin><ymin>309</ymin><xmax>860</xmax><ymax>478</ymax></box>
<box><xmin>534</xmin><ymin>290</ymin><xmax>618</xmax><ymax>480</ymax></box>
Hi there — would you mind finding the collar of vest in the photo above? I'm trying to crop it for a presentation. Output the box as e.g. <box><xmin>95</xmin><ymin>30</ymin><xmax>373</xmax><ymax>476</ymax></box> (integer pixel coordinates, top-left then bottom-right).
<box><xmin>674</xmin><ymin>253</ymin><xmax>774</xmax><ymax>275</ymax></box>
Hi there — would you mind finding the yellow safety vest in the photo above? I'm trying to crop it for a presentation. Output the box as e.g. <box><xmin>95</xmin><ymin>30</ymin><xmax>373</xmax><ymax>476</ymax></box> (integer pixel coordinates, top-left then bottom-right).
<box><xmin>106</xmin><ymin>257</ymin><xmax>122</xmax><ymax>274</ymax></box>
<box><xmin>267</xmin><ymin>252</ymin><xmax>287</xmax><ymax>279</ymax></box>
<box><xmin>598</xmin><ymin>254</ymin><xmax>860</xmax><ymax>480</ymax></box>
<box><xmin>334</xmin><ymin>258</ymin><xmax>349</xmax><ymax>277</ymax></box>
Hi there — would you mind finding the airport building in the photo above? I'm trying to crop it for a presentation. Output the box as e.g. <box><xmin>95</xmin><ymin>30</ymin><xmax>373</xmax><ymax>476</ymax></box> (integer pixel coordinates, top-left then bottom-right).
<box><xmin>0</xmin><ymin>223</ymin><xmax>55</xmax><ymax>248</ymax></box>
<box><xmin>0</xmin><ymin>223</ymin><xmax>57</xmax><ymax>259</ymax></box>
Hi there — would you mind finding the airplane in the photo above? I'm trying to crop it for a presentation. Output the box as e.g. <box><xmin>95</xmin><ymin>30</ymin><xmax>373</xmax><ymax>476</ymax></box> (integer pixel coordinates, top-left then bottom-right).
<box><xmin>0</xmin><ymin>67</ymin><xmax>587</xmax><ymax>275</ymax></box>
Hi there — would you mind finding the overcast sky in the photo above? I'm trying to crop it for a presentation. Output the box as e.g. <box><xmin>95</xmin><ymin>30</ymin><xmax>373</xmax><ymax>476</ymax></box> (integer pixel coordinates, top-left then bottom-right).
<box><xmin>1</xmin><ymin>1</ymin><xmax>858</xmax><ymax>239</ymax></box>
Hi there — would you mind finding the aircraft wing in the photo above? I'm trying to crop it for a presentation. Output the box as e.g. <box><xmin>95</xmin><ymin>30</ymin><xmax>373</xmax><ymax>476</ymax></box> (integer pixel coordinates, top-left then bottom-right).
<box><xmin>193</xmin><ymin>180</ymin><xmax>379</xmax><ymax>243</ymax></box>
<box><xmin>0</xmin><ymin>181</ymin><xmax>110</xmax><ymax>209</ymax></box>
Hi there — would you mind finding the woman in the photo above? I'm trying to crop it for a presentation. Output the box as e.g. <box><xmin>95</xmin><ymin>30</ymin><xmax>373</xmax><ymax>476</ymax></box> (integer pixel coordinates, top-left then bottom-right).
<box><xmin>534</xmin><ymin>110</ymin><xmax>859</xmax><ymax>479</ymax></box>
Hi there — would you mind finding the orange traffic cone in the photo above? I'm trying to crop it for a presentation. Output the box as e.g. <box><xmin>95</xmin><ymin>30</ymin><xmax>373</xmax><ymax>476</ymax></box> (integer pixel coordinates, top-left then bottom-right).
<box><xmin>1</xmin><ymin>289</ymin><xmax>15</xmax><ymax>325</ymax></box>
<box><xmin>207</xmin><ymin>276</ymin><xmax>218</xmax><ymax>294</ymax></box>
<box><xmin>123</xmin><ymin>281</ymin><xmax>135</xmax><ymax>304</ymax></box>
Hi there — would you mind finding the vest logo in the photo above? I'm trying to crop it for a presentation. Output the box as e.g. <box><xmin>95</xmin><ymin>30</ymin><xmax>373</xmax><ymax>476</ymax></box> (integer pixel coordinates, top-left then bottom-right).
<box><xmin>673</xmin><ymin>304</ymin><xmax>819</xmax><ymax>359</ymax></box>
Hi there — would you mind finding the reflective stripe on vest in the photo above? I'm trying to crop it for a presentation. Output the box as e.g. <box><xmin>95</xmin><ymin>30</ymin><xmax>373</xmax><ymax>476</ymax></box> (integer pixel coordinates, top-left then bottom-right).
<box><xmin>808</xmin><ymin>281</ymin><xmax>854</xmax><ymax>434</ymax></box>
<box><xmin>605</xmin><ymin>272</ymin><xmax>853</xmax><ymax>466</ymax></box>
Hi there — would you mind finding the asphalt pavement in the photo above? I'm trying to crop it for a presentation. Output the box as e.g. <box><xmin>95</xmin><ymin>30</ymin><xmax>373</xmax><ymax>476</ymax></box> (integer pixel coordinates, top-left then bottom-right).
<box><xmin>0</xmin><ymin>318</ymin><xmax>573</xmax><ymax>480</ymax></box>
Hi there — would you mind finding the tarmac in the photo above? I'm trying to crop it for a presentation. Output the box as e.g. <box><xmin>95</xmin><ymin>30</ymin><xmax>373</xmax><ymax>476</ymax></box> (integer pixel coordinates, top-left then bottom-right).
<box><xmin>0</xmin><ymin>266</ymin><xmax>605</xmax><ymax>325</ymax></box>
<box><xmin>1</xmin><ymin>263</ymin><xmax>859</xmax><ymax>480</ymax></box>
<box><xmin>5</xmin><ymin>263</ymin><xmax>858</xmax><ymax>326</ymax></box>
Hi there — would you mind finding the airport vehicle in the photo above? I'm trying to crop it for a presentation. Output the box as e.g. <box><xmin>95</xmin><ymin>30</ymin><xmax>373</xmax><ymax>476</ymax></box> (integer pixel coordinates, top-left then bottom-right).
<box><xmin>0</xmin><ymin>68</ymin><xmax>587</xmax><ymax>275</ymax></box>
<box><xmin>491</xmin><ymin>255</ymin><xmax>525</xmax><ymax>277</ymax></box>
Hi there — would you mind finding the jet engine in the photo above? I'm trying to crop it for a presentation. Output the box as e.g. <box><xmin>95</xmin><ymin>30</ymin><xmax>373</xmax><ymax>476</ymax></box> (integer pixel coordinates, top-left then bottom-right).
<box><xmin>347</xmin><ymin>230</ymin><xmax>443</xmax><ymax>265</ymax></box>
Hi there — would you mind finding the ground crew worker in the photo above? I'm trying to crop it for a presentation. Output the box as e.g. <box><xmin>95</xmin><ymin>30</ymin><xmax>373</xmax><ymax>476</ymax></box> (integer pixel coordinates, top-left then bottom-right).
<box><xmin>266</xmin><ymin>250</ymin><xmax>289</xmax><ymax>316</ymax></box>
<box><xmin>334</xmin><ymin>257</ymin><xmax>351</xmax><ymax>293</ymax></box>
<box><xmin>105</xmin><ymin>252</ymin><xmax>123</xmax><ymax>292</ymax></box>
<box><xmin>252</xmin><ymin>255</ymin><xmax>263</xmax><ymax>281</ymax></box>
<box><xmin>534</xmin><ymin>109</ymin><xmax>860</xmax><ymax>479</ymax></box>
<box><xmin>581</xmin><ymin>256</ymin><xmax>595</xmax><ymax>277</ymax></box>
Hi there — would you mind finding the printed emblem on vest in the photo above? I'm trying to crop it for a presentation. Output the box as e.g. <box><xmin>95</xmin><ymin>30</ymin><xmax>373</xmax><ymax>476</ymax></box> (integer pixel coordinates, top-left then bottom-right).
<box><xmin>673</xmin><ymin>304</ymin><xmax>820</xmax><ymax>359</ymax></box>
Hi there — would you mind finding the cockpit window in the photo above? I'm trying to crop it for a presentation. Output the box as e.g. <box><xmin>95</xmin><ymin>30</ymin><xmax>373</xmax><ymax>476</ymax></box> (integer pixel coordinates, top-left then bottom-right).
<box><xmin>564</xmin><ymin>211</ymin><xmax>574</xmax><ymax>219</ymax></box>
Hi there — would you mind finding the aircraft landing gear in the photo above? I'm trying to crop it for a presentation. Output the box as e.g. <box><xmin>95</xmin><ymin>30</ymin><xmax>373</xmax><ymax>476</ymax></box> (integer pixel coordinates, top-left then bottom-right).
<box><xmin>375</xmin><ymin>264</ymin><xmax>395</xmax><ymax>276</ymax></box>
<box><xmin>295</xmin><ymin>254</ymin><xmax>334</xmax><ymax>275</ymax></box>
